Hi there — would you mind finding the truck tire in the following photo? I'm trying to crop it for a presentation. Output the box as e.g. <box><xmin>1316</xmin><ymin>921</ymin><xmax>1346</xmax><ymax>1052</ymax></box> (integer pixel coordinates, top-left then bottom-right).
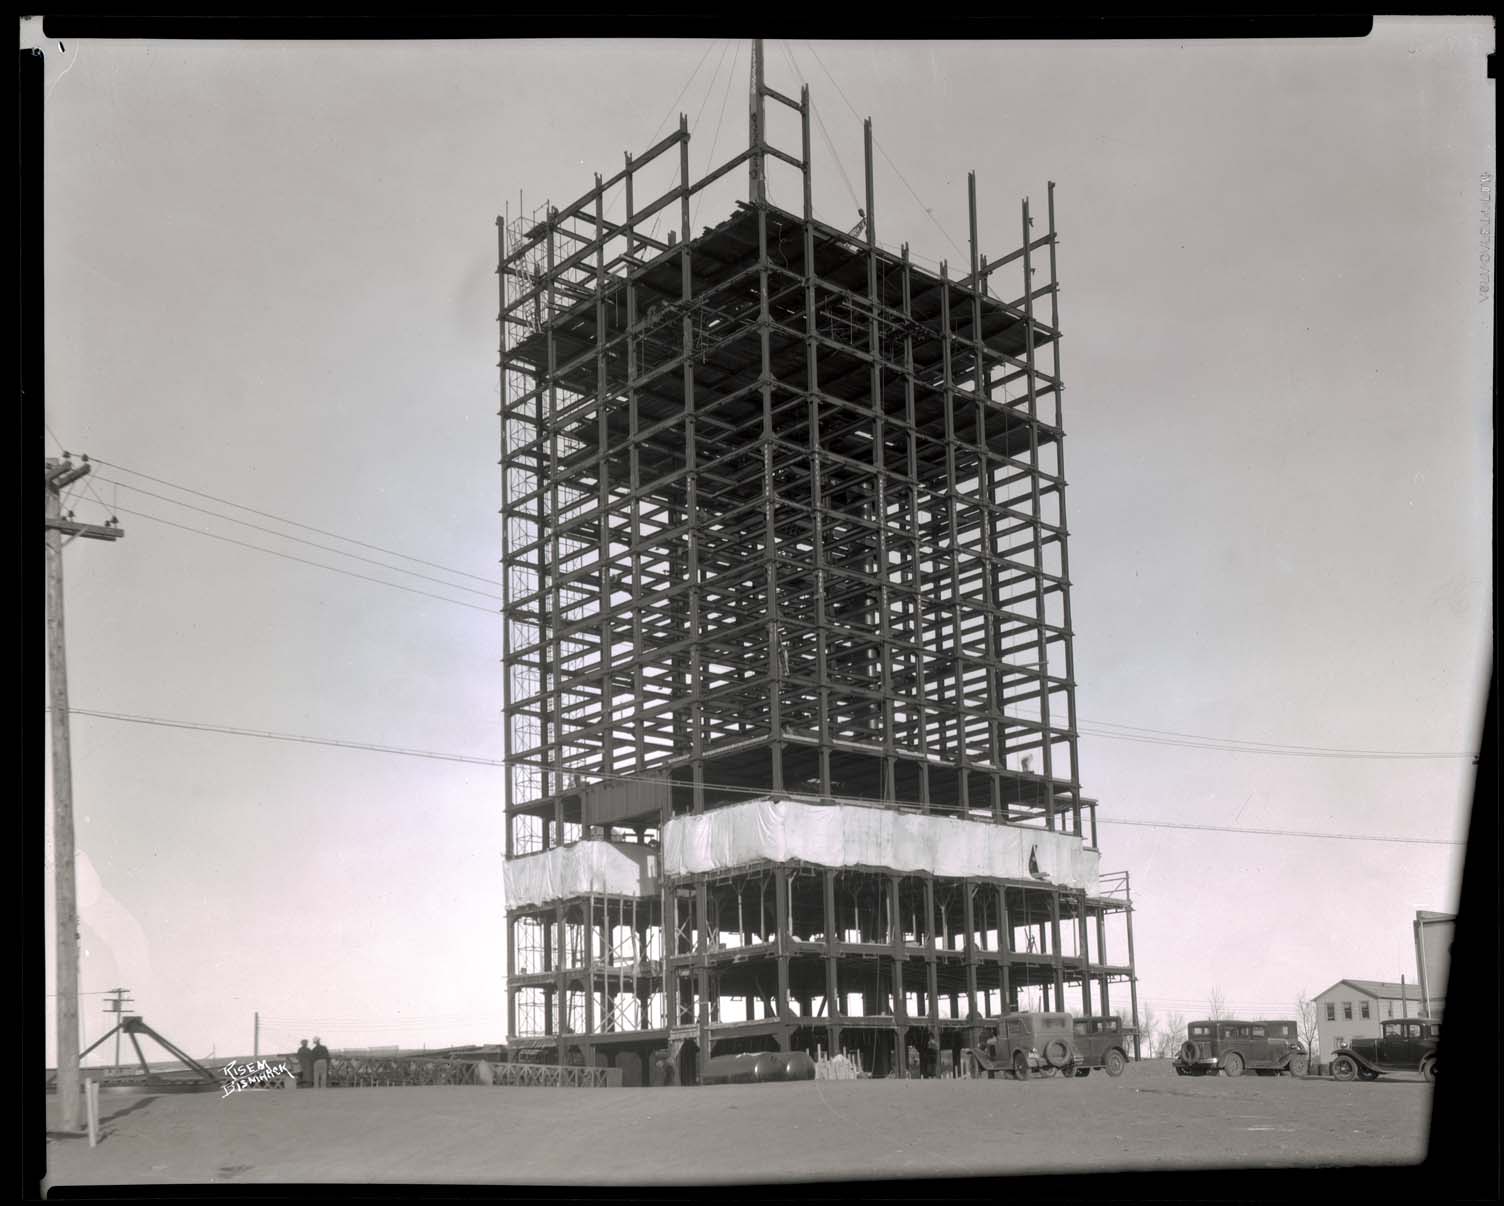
<box><xmin>1421</xmin><ymin>1058</ymin><xmax>1436</xmax><ymax>1084</ymax></box>
<box><xmin>1043</xmin><ymin>1039</ymin><xmax>1071</xmax><ymax>1069</ymax></box>
<box><xmin>1287</xmin><ymin>1054</ymin><xmax>1309</xmax><ymax>1078</ymax></box>
<box><xmin>1105</xmin><ymin>1049</ymin><xmax>1126</xmax><ymax>1078</ymax></box>
<box><xmin>1223</xmin><ymin>1052</ymin><xmax>1245</xmax><ymax>1077</ymax></box>
<box><xmin>1013</xmin><ymin>1052</ymin><xmax>1030</xmax><ymax>1081</ymax></box>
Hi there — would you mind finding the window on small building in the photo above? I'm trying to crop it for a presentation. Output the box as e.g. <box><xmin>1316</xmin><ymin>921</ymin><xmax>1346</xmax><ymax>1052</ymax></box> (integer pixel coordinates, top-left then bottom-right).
<box><xmin>1343</xmin><ymin>1002</ymin><xmax>1353</xmax><ymax>1020</ymax></box>
<box><xmin>1360</xmin><ymin>1002</ymin><xmax>1370</xmax><ymax>1020</ymax></box>
<box><xmin>1326</xmin><ymin>1003</ymin><xmax>1336</xmax><ymax>1022</ymax></box>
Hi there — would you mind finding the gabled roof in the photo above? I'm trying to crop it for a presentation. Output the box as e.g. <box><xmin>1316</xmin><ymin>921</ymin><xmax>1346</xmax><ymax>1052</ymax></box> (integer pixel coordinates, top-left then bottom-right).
<box><xmin>1317</xmin><ymin>978</ymin><xmax>1430</xmax><ymax>1001</ymax></box>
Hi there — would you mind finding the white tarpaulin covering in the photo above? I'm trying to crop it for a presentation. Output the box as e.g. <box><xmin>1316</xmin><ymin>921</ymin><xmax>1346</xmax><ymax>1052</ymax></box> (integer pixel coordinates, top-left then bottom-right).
<box><xmin>503</xmin><ymin>841</ymin><xmax>659</xmax><ymax>909</ymax></box>
<box><xmin>662</xmin><ymin>798</ymin><xmax>1101</xmax><ymax>891</ymax></box>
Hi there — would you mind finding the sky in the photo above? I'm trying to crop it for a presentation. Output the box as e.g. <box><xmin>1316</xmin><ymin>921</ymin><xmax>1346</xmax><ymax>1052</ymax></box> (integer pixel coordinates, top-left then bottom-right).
<box><xmin>32</xmin><ymin>22</ymin><xmax>1493</xmax><ymax>1065</ymax></box>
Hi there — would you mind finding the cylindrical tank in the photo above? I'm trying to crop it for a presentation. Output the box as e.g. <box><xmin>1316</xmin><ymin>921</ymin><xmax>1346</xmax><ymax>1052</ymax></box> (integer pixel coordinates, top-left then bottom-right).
<box><xmin>700</xmin><ymin>1052</ymin><xmax>787</xmax><ymax>1085</ymax></box>
<box><xmin>780</xmin><ymin>1051</ymin><xmax>816</xmax><ymax>1081</ymax></box>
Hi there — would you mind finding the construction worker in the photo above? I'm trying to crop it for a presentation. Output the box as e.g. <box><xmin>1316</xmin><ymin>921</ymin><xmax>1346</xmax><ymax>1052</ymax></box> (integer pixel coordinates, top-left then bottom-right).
<box><xmin>296</xmin><ymin>1039</ymin><xmax>314</xmax><ymax>1088</ymax></box>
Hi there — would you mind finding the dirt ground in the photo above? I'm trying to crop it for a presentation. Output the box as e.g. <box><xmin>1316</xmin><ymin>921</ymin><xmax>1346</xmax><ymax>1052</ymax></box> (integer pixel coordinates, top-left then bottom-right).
<box><xmin>42</xmin><ymin>1060</ymin><xmax>1433</xmax><ymax>1188</ymax></box>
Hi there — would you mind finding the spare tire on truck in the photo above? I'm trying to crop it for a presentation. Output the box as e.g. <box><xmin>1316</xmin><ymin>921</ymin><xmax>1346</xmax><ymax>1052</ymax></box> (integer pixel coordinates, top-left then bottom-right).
<box><xmin>1043</xmin><ymin>1039</ymin><xmax>1071</xmax><ymax>1069</ymax></box>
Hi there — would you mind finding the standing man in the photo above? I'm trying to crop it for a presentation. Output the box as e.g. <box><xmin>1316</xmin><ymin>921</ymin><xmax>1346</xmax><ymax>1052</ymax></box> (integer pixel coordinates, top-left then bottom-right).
<box><xmin>311</xmin><ymin>1036</ymin><xmax>330</xmax><ymax>1089</ymax></box>
<box><xmin>296</xmin><ymin>1039</ymin><xmax>313</xmax><ymax>1088</ymax></box>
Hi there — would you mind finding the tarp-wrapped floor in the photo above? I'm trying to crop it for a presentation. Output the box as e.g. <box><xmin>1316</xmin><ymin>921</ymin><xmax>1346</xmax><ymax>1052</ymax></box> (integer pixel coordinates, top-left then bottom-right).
<box><xmin>504</xmin><ymin>799</ymin><xmax>1100</xmax><ymax>908</ymax></box>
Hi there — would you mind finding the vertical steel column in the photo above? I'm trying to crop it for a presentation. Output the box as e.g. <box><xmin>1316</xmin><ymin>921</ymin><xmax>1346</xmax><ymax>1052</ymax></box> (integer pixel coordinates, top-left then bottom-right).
<box><xmin>757</xmin><ymin>191</ymin><xmax>784</xmax><ymax>795</ymax></box>
<box><xmin>1097</xmin><ymin>908</ymin><xmax>1112</xmax><ymax>1017</ymax></box>
<box><xmin>863</xmin><ymin>120</ymin><xmax>897</xmax><ymax>802</ymax></box>
<box><xmin>1020</xmin><ymin>197</ymin><xmax>1054</xmax><ymax>831</ymax></box>
<box><xmin>924</xmin><ymin>876</ymin><xmax>940</xmax><ymax>1050</ymax></box>
<box><xmin>506</xmin><ymin>915</ymin><xmax>518</xmax><ymax>1038</ymax></box>
<box><xmin>679</xmin><ymin>119</ymin><xmax>705</xmax><ymax>814</ymax></box>
<box><xmin>967</xmin><ymin>175</ymin><xmax>1004</xmax><ymax>821</ymax></box>
<box><xmin>555</xmin><ymin>902</ymin><xmax>567</xmax><ymax>1064</ymax></box>
<box><xmin>625</xmin><ymin>152</ymin><xmax>648</xmax><ymax>785</ymax></box>
<box><xmin>545</xmin><ymin>210</ymin><xmax>565</xmax><ymax>845</ymax></box>
<box><xmin>498</xmin><ymin>213</ymin><xmax>516</xmax><ymax>862</ymax></box>
<box><xmin>889</xmin><ymin>875</ymin><xmax>908</xmax><ymax>1075</ymax></box>
<box><xmin>823</xmin><ymin>868</ymin><xmax>840</xmax><ymax>1056</ymax></box>
<box><xmin>802</xmin><ymin>107</ymin><xmax>831</xmax><ymax>801</ymax></box>
<box><xmin>901</xmin><ymin>246</ymin><xmax>930</xmax><ymax>812</ymax></box>
<box><xmin>696</xmin><ymin>879</ymin><xmax>710</xmax><ymax>1072</ymax></box>
<box><xmin>774</xmin><ymin>867</ymin><xmax>793</xmax><ymax>1048</ymax></box>
<box><xmin>997</xmin><ymin>884</ymin><xmax>1012</xmax><ymax>1011</ymax></box>
<box><xmin>938</xmin><ymin>263</ymin><xmax>967</xmax><ymax>812</ymax></box>
<box><xmin>593</xmin><ymin>179</ymin><xmax>614</xmax><ymax>804</ymax></box>
<box><xmin>1049</xmin><ymin>888</ymin><xmax>1064</xmax><ymax>1010</ymax></box>
<box><xmin>1045</xmin><ymin>181</ymin><xmax>1083</xmax><ymax>837</ymax></box>
<box><xmin>1124</xmin><ymin>879</ymin><xmax>1142</xmax><ymax>1059</ymax></box>
<box><xmin>962</xmin><ymin>880</ymin><xmax>979</xmax><ymax>1052</ymax></box>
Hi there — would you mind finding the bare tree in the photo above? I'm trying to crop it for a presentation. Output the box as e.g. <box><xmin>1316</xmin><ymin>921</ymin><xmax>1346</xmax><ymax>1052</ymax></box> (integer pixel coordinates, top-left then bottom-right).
<box><xmin>1295</xmin><ymin>989</ymin><xmax>1320</xmax><ymax>1066</ymax></box>
<box><xmin>1156</xmin><ymin>1011</ymin><xmax>1186</xmax><ymax>1059</ymax></box>
<box><xmin>1135</xmin><ymin>1002</ymin><xmax>1158</xmax><ymax>1056</ymax></box>
<box><xmin>1206</xmin><ymin>987</ymin><xmax>1229</xmax><ymax>1020</ymax></box>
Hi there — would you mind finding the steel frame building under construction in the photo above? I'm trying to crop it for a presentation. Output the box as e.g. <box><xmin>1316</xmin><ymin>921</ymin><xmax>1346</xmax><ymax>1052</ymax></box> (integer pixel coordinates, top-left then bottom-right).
<box><xmin>499</xmin><ymin>43</ymin><xmax>1138</xmax><ymax>1085</ymax></box>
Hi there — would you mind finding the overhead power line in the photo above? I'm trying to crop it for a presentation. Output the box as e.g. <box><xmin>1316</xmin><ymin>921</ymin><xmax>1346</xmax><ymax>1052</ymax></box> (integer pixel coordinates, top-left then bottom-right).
<box><xmin>107</xmin><ymin>504</ymin><xmax>498</xmax><ymax>616</ymax></box>
<box><xmin>53</xmin><ymin>707</ymin><xmax>1467</xmax><ymax>848</ymax></box>
<box><xmin>87</xmin><ymin>455</ymin><xmax>502</xmax><ymax>588</ymax></box>
<box><xmin>94</xmin><ymin>475</ymin><xmax>501</xmax><ymax>602</ymax></box>
<box><xmin>61</xmin><ymin>452</ymin><xmax>1470</xmax><ymax>764</ymax></box>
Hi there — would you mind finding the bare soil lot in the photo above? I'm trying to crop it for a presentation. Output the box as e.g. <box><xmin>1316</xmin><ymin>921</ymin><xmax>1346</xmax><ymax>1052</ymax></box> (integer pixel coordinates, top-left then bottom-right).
<box><xmin>44</xmin><ymin>1062</ymin><xmax>1432</xmax><ymax>1188</ymax></box>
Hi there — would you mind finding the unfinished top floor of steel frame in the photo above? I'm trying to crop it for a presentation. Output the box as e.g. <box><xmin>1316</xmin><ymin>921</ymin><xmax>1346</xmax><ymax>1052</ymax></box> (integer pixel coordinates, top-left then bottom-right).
<box><xmin>500</xmin><ymin>62</ymin><xmax>1086</xmax><ymax>860</ymax></box>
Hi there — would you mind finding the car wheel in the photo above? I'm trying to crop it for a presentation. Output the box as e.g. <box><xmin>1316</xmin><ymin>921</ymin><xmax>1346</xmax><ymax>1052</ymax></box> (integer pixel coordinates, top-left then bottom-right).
<box><xmin>1288</xmin><ymin>1055</ymin><xmax>1309</xmax><ymax>1078</ymax></box>
<box><xmin>1013</xmin><ymin>1052</ymin><xmax>1030</xmax><ymax>1081</ymax></box>
<box><xmin>1421</xmin><ymin>1058</ymin><xmax>1436</xmax><ymax>1084</ymax></box>
<box><xmin>1043</xmin><ymin>1039</ymin><xmax>1071</xmax><ymax>1069</ymax></box>
<box><xmin>1105</xmin><ymin>1049</ymin><xmax>1126</xmax><ymax>1078</ymax></box>
<box><xmin>1331</xmin><ymin>1055</ymin><xmax>1359</xmax><ymax>1082</ymax></box>
<box><xmin>1223</xmin><ymin>1053</ymin><xmax>1245</xmax><ymax>1078</ymax></box>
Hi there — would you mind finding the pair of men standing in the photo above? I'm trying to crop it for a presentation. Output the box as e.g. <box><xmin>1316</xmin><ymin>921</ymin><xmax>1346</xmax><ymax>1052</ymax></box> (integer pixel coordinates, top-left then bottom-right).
<box><xmin>297</xmin><ymin>1037</ymin><xmax>331</xmax><ymax>1088</ymax></box>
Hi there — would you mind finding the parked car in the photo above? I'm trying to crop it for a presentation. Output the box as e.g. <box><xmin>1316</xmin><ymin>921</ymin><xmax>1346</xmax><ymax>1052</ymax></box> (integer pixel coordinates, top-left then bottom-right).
<box><xmin>1070</xmin><ymin>1015</ymin><xmax>1133</xmax><ymax>1077</ymax></box>
<box><xmin>1174</xmin><ymin>1019</ymin><xmax>1309</xmax><ymax>1077</ymax></box>
<box><xmin>1330</xmin><ymin>1018</ymin><xmax>1438</xmax><ymax>1083</ymax></box>
<box><xmin>979</xmin><ymin>1011</ymin><xmax>1077</xmax><ymax>1080</ymax></box>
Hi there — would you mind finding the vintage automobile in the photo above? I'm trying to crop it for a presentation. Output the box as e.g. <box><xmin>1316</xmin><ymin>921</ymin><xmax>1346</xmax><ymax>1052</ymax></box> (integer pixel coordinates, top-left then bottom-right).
<box><xmin>1330</xmin><ymin>1018</ymin><xmax>1438</xmax><ymax>1083</ymax></box>
<box><xmin>1174</xmin><ymin>1019</ymin><xmax>1309</xmax><ymax>1077</ymax></box>
<box><xmin>977</xmin><ymin>1011</ymin><xmax>1078</xmax><ymax>1080</ymax></box>
<box><xmin>1070</xmin><ymin>1015</ymin><xmax>1133</xmax><ymax>1077</ymax></box>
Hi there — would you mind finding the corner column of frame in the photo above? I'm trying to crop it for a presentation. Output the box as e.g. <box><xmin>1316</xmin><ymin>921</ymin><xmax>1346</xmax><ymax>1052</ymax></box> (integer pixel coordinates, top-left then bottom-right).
<box><xmin>757</xmin><ymin>163</ymin><xmax>783</xmax><ymax>795</ymax></box>
<box><xmin>679</xmin><ymin>118</ymin><xmax>706</xmax><ymax>815</ymax></box>
<box><xmin>546</xmin><ymin>210</ymin><xmax>565</xmax><ymax>847</ymax></box>
<box><xmin>594</xmin><ymin>178</ymin><xmax>615</xmax><ymax>818</ymax></box>
<box><xmin>968</xmin><ymin>173</ymin><xmax>1004</xmax><ymax>822</ymax></box>
<box><xmin>938</xmin><ymin>262</ymin><xmax>968</xmax><ymax>813</ymax></box>
<box><xmin>901</xmin><ymin>246</ymin><xmax>931</xmax><ymax>812</ymax></box>
<box><xmin>801</xmin><ymin>92</ymin><xmax>832</xmax><ymax>801</ymax></box>
<box><xmin>863</xmin><ymin>120</ymin><xmax>897</xmax><ymax>802</ymax></box>
<box><xmin>1020</xmin><ymin>198</ymin><xmax>1055</xmax><ymax>831</ymax></box>
<box><xmin>1045</xmin><ymin>181</ymin><xmax>1082</xmax><ymax>837</ymax></box>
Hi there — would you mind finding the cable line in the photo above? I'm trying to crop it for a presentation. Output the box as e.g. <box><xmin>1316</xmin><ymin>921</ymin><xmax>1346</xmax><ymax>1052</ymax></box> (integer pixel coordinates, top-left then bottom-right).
<box><xmin>54</xmin><ymin>707</ymin><xmax>1467</xmax><ymax>848</ymax></box>
<box><xmin>107</xmin><ymin>505</ymin><xmax>498</xmax><ymax>616</ymax></box>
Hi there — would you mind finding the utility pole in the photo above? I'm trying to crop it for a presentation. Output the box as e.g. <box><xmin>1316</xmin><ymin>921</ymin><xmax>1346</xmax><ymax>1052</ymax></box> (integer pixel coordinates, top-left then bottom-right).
<box><xmin>748</xmin><ymin>37</ymin><xmax>766</xmax><ymax>205</ymax></box>
<box><xmin>46</xmin><ymin>455</ymin><xmax>123</xmax><ymax>1131</ymax></box>
<box><xmin>254</xmin><ymin>1012</ymin><xmax>260</xmax><ymax>1059</ymax></box>
<box><xmin>103</xmin><ymin>987</ymin><xmax>133</xmax><ymax>1071</ymax></box>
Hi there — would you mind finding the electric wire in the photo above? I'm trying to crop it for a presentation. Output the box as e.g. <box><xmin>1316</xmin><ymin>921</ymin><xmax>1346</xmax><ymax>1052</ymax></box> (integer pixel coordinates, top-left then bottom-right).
<box><xmin>94</xmin><ymin>475</ymin><xmax>501</xmax><ymax>602</ymax></box>
<box><xmin>87</xmin><ymin>455</ymin><xmax>502</xmax><ymax>587</ymax></box>
<box><xmin>53</xmin><ymin>707</ymin><xmax>1468</xmax><ymax>848</ymax></box>
<box><xmin>105</xmin><ymin>505</ymin><xmax>498</xmax><ymax>616</ymax></box>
